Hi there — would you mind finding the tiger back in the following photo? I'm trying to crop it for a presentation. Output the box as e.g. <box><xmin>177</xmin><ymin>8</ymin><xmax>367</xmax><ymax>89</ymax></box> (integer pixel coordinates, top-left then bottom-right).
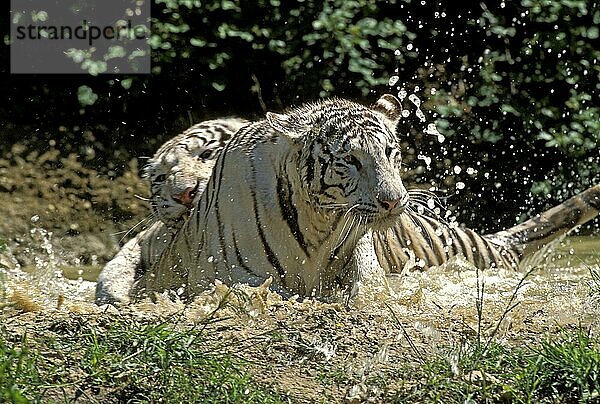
<box><xmin>374</xmin><ymin>186</ymin><xmax>600</xmax><ymax>273</ymax></box>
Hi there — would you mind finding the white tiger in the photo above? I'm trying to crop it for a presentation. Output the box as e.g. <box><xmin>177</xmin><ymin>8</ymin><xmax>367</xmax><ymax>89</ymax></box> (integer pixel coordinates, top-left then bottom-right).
<box><xmin>146</xmin><ymin>118</ymin><xmax>248</xmax><ymax>229</ymax></box>
<box><xmin>95</xmin><ymin>118</ymin><xmax>248</xmax><ymax>305</ymax></box>
<box><xmin>98</xmin><ymin>98</ymin><xmax>600</xmax><ymax>304</ymax></box>
<box><xmin>133</xmin><ymin>95</ymin><xmax>410</xmax><ymax>300</ymax></box>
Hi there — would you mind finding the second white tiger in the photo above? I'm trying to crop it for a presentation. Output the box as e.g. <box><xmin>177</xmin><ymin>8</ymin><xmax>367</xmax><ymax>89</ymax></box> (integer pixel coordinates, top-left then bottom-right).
<box><xmin>95</xmin><ymin>118</ymin><xmax>248</xmax><ymax>305</ymax></box>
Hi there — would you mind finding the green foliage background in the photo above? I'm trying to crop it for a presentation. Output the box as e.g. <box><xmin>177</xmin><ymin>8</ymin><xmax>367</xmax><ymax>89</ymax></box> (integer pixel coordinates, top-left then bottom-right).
<box><xmin>2</xmin><ymin>0</ymin><xmax>598</xmax><ymax>231</ymax></box>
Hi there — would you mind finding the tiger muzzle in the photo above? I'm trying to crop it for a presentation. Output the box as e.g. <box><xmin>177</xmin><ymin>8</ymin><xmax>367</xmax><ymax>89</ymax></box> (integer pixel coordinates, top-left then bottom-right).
<box><xmin>172</xmin><ymin>182</ymin><xmax>199</xmax><ymax>208</ymax></box>
<box><xmin>377</xmin><ymin>182</ymin><xmax>409</xmax><ymax>213</ymax></box>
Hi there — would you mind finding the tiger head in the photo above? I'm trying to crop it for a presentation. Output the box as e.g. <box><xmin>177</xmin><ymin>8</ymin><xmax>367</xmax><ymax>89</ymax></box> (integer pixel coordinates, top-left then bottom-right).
<box><xmin>266</xmin><ymin>94</ymin><xmax>409</xmax><ymax>230</ymax></box>
<box><xmin>143</xmin><ymin>118</ymin><xmax>247</xmax><ymax>229</ymax></box>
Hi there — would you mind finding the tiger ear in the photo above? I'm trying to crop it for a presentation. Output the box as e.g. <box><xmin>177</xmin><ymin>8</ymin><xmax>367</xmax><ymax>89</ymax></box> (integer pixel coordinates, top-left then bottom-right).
<box><xmin>372</xmin><ymin>94</ymin><xmax>403</xmax><ymax>121</ymax></box>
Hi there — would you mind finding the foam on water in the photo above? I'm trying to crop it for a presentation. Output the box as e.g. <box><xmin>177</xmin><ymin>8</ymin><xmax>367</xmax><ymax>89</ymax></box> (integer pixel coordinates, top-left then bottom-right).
<box><xmin>1</xmin><ymin>220</ymin><xmax>598</xmax><ymax>342</ymax></box>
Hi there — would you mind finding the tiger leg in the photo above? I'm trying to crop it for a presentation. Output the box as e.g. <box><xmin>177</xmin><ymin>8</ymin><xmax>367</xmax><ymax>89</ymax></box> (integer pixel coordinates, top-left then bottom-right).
<box><xmin>95</xmin><ymin>234</ymin><xmax>143</xmax><ymax>306</ymax></box>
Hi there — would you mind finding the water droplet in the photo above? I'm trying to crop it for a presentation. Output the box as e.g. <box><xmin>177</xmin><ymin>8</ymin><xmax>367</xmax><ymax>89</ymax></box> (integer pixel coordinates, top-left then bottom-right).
<box><xmin>408</xmin><ymin>94</ymin><xmax>421</xmax><ymax>107</ymax></box>
<box><xmin>424</xmin><ymin>123</ymin><xmax>445</xmax><ymax>143</ymax></box>
<box><xmin>408</xmin><ymin>94</ymin><xmax>426</xmax><ymax>122</ymax></box>
<box><xmin>417</xmin><ymin>154</ymin><xmax>432</xmax><ymax>170</ymax></box>
<box><xmin>456</xmin><ymin>182</ymin><xmax>465</xmax><ymax>190</ymax></box>
<box><xmin>388</xmin><ymin>75</ymin><xmax>399</xmax><ymax>86</ymax></box>
<box><xmin>31</xmin><ymin>215</ymin><xmax>40</xmax><ymax>223</ymax></box>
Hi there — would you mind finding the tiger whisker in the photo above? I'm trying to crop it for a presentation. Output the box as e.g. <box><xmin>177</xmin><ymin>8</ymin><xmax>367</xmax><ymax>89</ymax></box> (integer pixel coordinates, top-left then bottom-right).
<box><xmin>333</xmin><ymin>213</ymin><xmax>357</xmax><ymax>252</ymax></box>
<box><xmin>335</xmin><ymin>214</ymin><xmax>353</xmax><ymax>249</ymax></box>
<box><xmin>337</xmin><ymin>210</ymin><xmax>370</xmax><ymax>255</ymax></box>
<box><xmin>342</xmin><ymin>203</ymin><xmax>361</xmax><ymax>220</ymax></box>
<box><xmin>408</xmin><ymin>188</ymin><xmax>442</xmax><ymax>197</ymax></box>
<box><xmin>408</xmin><ymin>198</ymin><xmax>446</xmax><ymax>211</ymax></box>
<box><xmin>110</xmin><ymin>214</ymin><xmax>152</xmax><ymax>237</ymax></box>
<box><xmin>407</xmin><ymin>198</ymin><xmax>448</xmax><ymax>224</ymax></box>
<box><xmin>408</xmin><ymin>189</ymin><xmax>448</xmax><ymax>206</ymax></box>
<box><xmin>405</xmin><ymin>208</ymin><xmax>436</xmax><ymax>248</ymax></box>
<box><xmin>317</xmin><ymin>203</ymin><xmax>349</xmax><ymax>209</ymax></box>
<box><xmin>332</xmin><ymin>203</ymin><xmax>363</xmax><ymax>251</ymax></box>
<box><xmin>408</xmin><ymin>193</ymin><xmax>446</xmax><ymax>208</ymax></box>
<box><xmin>134</xmin><ymin>194</ymin><xmax>152</xmax><ymax>202</ymax></box>
<box><xmin>113</xmin><ymin>213</ymin><xmax>156</xmax><ymax>244</ymax></box>
<box><xmin>351</xmin><ymin>216</ymin><xmax>365</xmax><ymax>248</ymax></box>
<box><xmin>408</xmin><ymin>202</ymin><xmax>440</xmax><ymax>219</ymax></box>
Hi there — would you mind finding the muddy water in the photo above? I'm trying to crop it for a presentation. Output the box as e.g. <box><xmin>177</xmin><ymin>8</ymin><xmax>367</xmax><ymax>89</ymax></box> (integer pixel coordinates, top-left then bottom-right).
<box><xmin>19</xmin><ymin>236</ymin><xmax>600</xmax><ymax>283</ymax></box>
<box><xmin>545</xmin><ymin>236</ymin><xmax>599</xmax><ymax>267</ymax></box>
<box><xmin>384</xmin><ymin>235</ymin><xmax>600</xmax><ymax>338</ymax></box>
<box><xmin>2</xmin><ymin>235</ymin><xmax>598</xmax><ymax>326</ymax></box>
<box><xmin>1</xmin><ymin>140</ymin><xmax>597</xmax><ymax>334</ymax></box>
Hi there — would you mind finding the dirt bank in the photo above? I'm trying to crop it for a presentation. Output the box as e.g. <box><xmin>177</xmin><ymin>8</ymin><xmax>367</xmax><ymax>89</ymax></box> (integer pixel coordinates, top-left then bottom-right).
<box><xmin>0</xmin><ymin>142</ymin><xmax>149</xmax><ymax>269</ymax></box>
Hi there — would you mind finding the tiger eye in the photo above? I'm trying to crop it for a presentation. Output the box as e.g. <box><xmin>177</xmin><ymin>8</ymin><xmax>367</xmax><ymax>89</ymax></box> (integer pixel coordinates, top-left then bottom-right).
<box><xmin>344</xmin><ymin>154</ymin><xmax>362</xmax><ymax>170</ymax></box>
<box><xmin>198</xmin><ymin>150</ymin><xmax>213</xmax><ymax>159</ymax></box>
<box><xmin>385</xmin><ymin>147</ymin><xmax>392</xmax><ymax>158</ymax></box>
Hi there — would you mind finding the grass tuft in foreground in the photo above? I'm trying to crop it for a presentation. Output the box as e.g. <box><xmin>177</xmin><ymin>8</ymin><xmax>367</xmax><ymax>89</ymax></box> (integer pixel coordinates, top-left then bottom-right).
<box><xmin>0</xmin><ymin>316</ymin><xmax>283</xmax><ymax>403</ymax></box>
<box><xmin>516</xmin><ymin>327</ymin><xmax>600</xmax><ymax>403</ymax></box>
<box><xmin>395</xmin><ymin>327</ymin><xmax>599</xmax><ymax>403</ymax></box>
<box><xmin>588</xmin><ymin>265</ymin><xmax>600</xmax><ymax>298</ymax></box>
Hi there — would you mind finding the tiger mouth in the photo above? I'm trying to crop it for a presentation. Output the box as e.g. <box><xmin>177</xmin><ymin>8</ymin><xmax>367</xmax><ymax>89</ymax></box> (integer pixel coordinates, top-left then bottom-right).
<box><xmin>356</xmin><ymin>206</ymin><xmax>405</xmax><ymax>229</ymax></box>
<box><xmin>371</xmin><ymin>212</ymin><xmax>403</xmax><ymax>229</ymax></box>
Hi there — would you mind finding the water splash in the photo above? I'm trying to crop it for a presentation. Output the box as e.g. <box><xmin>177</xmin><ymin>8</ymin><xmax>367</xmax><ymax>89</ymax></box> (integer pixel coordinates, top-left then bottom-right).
<box><xmin>417</xmin><ymin>154</ymin><xmax>432</xmax><ymax>170</ymax></box>
<box><xmin>397</xmin><ymin>88</ymin><xmax>407</xmax><ymax>101</ymax></box>
<box><xmin>1</xmin><ymin>216</ymin><xmax>96</xmax><ymax>312</ymax></box>
<box><xmin>408</xmin><ymin>94</ymin><xmax>426</xmax><ymax>122</ymax></box>
<box><xmin>424</xmin><ymin>122</ymin><xmax>446</xmax><ymax>143</ymax></box>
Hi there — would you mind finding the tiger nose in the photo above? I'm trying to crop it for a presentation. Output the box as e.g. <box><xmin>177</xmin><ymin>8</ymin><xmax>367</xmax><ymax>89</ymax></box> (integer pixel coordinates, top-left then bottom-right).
<box><xmin>379</xmin><ymin>199</ymin><xmax>401</xmax><ymax>211</ymax></box>
<box><xmin>172</xmin><ymin>184</ymin><xmax>198</xmax><ymax>208</ymax></box>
